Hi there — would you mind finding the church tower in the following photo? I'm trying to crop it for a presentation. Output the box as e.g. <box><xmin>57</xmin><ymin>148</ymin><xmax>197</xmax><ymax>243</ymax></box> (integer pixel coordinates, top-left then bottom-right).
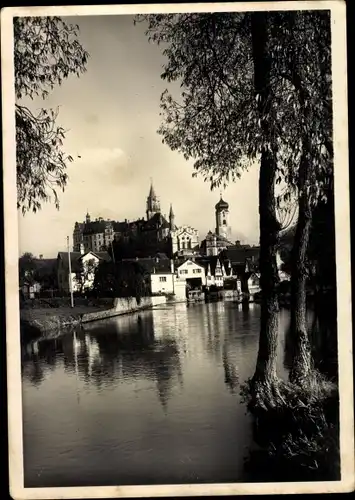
<box><xmin>146</xmin><ymin>180</ymin><xmax>161</xmax><ymax>220</ymax></box>
<box><xmin>169</xmin><ymin>204</ymin><xmax>176</xmax><ymax>231</ymax></box>
<box><xmin>215</xmin><ymin>195</ymin><xmax>231</xmax><ymax>240</ymax></box>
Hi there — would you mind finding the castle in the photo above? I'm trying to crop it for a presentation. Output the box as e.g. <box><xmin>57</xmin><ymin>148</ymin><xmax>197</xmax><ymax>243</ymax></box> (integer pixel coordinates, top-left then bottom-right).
<box><xmin>72</xmin><ymin>182</ymin><xmax>200</xmax><ymax>257</ymax></box>
<box><xmin>72</xmin><ymin>182</ymin><xmax>238</xmax><ymax>260</ymax></box>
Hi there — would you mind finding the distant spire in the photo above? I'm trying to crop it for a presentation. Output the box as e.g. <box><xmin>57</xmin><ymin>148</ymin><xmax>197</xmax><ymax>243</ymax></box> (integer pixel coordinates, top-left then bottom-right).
<box><xmin>149</xmin><ymin>178</ymin><xmax>156</xmax><ymax>199</ymax></box>
<box><xmin>169</xmin><ymin>203</ymin><xmax>174</xmax><ymax>217</ymax></box>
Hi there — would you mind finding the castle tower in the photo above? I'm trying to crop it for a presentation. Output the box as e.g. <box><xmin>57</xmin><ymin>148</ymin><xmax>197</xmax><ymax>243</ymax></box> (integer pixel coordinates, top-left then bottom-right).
<box><xmin>146</xmin><ymin>180</ymin><xmax>161</xmax><ymax>220</ymax></box>
<box><xmin>85</xmin><ymin>210</ymin><xmax>91</xmax><ymax>224</ymax></box>
<box><xmin>215</xmin><ymin>195</ymin><xmax>231</xmax><ymax>240</ymax></box>
<box><xmin>169</xmin><ymin>204</ymin><xmax>176</xmax><ymax>231</ymax></box>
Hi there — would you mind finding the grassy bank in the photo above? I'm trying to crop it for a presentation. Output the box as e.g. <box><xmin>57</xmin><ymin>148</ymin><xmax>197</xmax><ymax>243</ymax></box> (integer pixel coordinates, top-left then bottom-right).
<box><xmin>242</xmin><ymin>371</ymin><xmax>340</xmax><ymax>482</ymax></box>
<box><xmin>20</xmin><ymin>305</ymin><xmax>111</xmax><ymax>342</ymax></box>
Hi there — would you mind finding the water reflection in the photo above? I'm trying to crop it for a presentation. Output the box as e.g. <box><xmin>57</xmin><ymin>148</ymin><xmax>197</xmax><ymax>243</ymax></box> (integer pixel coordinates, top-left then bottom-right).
<box><xmin>282</xmin><ymin>305</ymin><xmax>338</xmax><ymax>381</ymax></box>
<box><xmin>21</xmin><ymin>302</ymin><xmax>290</xmax><ymax>487</ymax></box>
<box><xmin>22</xmin><ymin>312</ymin><xmax>183</xmax><ymax>411</ymax></box>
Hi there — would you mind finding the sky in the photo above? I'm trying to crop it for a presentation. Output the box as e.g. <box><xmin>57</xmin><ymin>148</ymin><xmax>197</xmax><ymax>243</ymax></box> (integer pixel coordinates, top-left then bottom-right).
<box><xmin>18</xmin><ymin>14</ymin><xmax>260</xmax><ymax>258</ymax></box>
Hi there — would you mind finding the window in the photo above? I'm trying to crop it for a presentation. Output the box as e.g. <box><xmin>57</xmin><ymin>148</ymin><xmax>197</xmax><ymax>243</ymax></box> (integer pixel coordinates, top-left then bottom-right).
<box><xmin>223</xmin><ymin>219</ymin><xmax>227</xmax><ymax>225</ymax></box>
<box><xmin>159</xmin><ymin>276</ymin><xmax>167</xmax><ymax>282</ymax></box>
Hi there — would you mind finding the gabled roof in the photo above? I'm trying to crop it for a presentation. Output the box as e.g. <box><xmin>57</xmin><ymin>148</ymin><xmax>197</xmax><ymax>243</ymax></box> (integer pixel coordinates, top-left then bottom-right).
<box><xmin>195</xmin><ymin>255</ymin><xmax>230</xmax><ymax>276</ymax></box>
<box><xmin>34</xmin><ymin>258</ymin><xmax>57</xmax><ymax>273</ymax></box>
<box><xmin>57</xmin><ymin>251</ymin><xmax>82</xmax><ymax>272</ymax></box>
<box><xmin>176</xmin><ymin>258</ymin><xmax>205</xmax><ymax>270</ymax></box>
<box><xmin>122</xmin><ymin>257</ymin><xmax>172</xmax><ymax>274</ymax></box>
<box><xmin>81</xmin><ymin>251</ymin><xmax>111</xmax><ymax>262</ymax></box>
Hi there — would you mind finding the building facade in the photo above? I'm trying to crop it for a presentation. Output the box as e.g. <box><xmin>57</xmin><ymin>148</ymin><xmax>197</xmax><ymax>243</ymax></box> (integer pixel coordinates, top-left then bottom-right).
<box><xmin>57</xmin><ymin>249</ymin><xmax>111</xmax><ymax>293</ymax></box>
<box><xmin>72</xmin><ymin>182</ymin><xmax>199</xmax><ymax>258</ymax></box>
<box><xmin>171</xmin><ymin>225</ymin><xmax>200</xmax><ymax>256</ymax></box>
<box><xmin>175</xmin><ymin>259</ymin><xmax>206</xmax><ymax>287</ymax></box>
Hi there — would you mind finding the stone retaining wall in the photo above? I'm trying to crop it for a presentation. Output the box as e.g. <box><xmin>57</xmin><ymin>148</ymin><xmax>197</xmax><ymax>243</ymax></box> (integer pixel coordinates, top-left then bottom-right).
<box><xmin>81</xmin><ymin>296</ymin><xmax>167</xmax><ymax>324</ymax></box>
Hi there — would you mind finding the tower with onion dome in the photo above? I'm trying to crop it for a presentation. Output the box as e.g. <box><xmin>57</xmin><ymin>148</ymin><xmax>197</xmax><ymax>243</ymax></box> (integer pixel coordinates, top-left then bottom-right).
<box><xmin>215</xmin><ymin>195</ymin><xmax>231</xmax><ymax>240</ymax></box>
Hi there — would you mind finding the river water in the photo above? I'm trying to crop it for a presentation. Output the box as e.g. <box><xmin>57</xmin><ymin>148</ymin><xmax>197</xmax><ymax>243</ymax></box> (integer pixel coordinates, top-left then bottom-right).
<box><xmin>22</xmin><ymin>301</ymin><xmax>292</xmax><ymax>487</ymax></box>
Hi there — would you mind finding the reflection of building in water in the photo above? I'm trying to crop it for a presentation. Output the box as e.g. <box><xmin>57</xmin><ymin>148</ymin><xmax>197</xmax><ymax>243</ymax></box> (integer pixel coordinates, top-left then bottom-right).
<box><xmin>23</xmin><ymin>313</ymin><xmax>183</xmax><ymax>410</ymax></box>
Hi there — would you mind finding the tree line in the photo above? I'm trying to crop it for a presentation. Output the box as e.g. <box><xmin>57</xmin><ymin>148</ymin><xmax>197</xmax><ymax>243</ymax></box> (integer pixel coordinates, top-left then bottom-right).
<box><xmin>135</xmin><ymin>10</ymin><xmax>334</xmax><ymax>402</ymax></box>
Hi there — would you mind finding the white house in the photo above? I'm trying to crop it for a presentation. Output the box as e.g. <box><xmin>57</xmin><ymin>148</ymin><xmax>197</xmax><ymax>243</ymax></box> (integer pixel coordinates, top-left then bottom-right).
<box><xmin>57</xmin><ymin>247</ymin><xmax>111</xmax><ymax>293</ymax></box>
<box><xmin>149</xmin><ymin>259</ymin><xmax>175</xmax><ymax>295</ymax></box>
<box><xmin>176</xmin><ymin>259</ymin><xmax>206</xmax><ymax>287</ymax></box>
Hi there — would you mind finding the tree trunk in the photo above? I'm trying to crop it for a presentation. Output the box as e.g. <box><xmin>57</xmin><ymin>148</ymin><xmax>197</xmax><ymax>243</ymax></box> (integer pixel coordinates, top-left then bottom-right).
<box><xmin>287</xmin><ymin>56</ymin><xmax>314</xmax><ymax>383</ymax></box>
<box><xmin>289</xmin><ymin>152</ymin><xmax>313</xmax><ymax>383</ymax></box>
<box><xmin>251</xmin><ymin>13</ymin><xmax>281</xmax><ymax>386</ymax></box>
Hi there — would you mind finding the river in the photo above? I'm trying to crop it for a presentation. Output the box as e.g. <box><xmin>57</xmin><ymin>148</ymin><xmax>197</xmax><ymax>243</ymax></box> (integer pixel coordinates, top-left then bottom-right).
<box><xmin>22</xmin><ymin>301</ymin><xmax>293</xmax><ymax>487</ymax></box>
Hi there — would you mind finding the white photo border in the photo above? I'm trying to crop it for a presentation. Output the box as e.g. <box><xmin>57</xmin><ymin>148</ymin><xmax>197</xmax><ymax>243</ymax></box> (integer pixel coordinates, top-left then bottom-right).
<box><xmin>2</xmin><ymin>2</ymin><xmax>353</xmax><ymax>498</ymax></box>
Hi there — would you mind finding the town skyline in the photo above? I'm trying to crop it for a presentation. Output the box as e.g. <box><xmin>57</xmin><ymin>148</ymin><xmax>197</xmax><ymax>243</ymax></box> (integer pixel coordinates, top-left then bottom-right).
<box><xmin>18</xmin><ymin>14</ymin><xmax>260</xmax><ymax>258</ymax></box>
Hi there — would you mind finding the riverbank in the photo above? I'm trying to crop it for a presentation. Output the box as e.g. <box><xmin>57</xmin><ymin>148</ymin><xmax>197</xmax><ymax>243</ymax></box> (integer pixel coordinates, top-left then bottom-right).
<box><xmin>242</xmin><ymin>372</ymin><xmax>339</xmax><ymax>482</ymax></box>
<box><xmin>20</xmin><ymin>296</ymin><xmax>167</xmax><ymax>341</ymax></box>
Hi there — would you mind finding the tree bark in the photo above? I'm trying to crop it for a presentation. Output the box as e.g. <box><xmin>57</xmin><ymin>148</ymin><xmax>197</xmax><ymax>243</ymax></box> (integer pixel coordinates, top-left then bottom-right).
<box><xmin>287</xmin><ymin>56</ymin><xmax>314</xmax><ymax>383</ymax></box>
<box><xmin>289</xmin><ymin>151</ymin><xmax>313</xmax><ymax>383</ymax></box>
<box><xmin>251</xmin><ymin>13</ymin><xmax>281</xmax><ymax>385</ymax></box>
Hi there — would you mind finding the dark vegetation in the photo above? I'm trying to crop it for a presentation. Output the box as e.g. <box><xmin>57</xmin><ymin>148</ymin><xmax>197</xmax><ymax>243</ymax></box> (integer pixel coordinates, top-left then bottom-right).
<box><xmin>14</xmin><ymin>16</ymin><xmax>89</xmax><ymax>214</ymax></box>
<box><xmin>138</xmin><ymin>10</ymin><xmax>339</xmax><ymax>481</ymax></box>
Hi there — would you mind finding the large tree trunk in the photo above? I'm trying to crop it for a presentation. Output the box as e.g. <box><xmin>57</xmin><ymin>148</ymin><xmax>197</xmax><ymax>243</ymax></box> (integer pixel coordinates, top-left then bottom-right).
<box><xmin>289</xmin><ymin>151</ymin><xmax>313</xmax><ymax>383</ymax></box>
<box><xmin>251</xmin><ymin>13</ymin><xmax>281</xmax><ymax>387</ymax></box>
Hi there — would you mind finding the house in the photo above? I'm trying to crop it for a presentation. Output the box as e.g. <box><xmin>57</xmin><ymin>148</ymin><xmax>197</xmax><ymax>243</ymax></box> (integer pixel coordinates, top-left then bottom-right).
<box><xmin>57</xmin><ymin>247</ymin><xmax>111</xmax><ymax>293</ymax></box>
<box><xmin>175</xmin><ymin>259</ymin><xmax>206</xmax><ymax>289</ymax></box>
<box><xmin>194</xmin><ymin>255</ymin><xmax>230</xmax><ymax>288</ymax></box>
<box><xmin>122</xmin><ymin>254</ymin><xmax>175</xmax><ymax>295</ymax></box>
<box><xmin>19</xmin><ymin>279</ymin><xmax>41</xmax><ymax>299</ymax></box>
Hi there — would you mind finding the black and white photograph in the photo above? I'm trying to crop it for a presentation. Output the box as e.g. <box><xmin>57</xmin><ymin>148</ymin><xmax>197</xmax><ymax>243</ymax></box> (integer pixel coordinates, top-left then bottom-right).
<box><xmin>2</xmin><ymin>1</ymin><xmax>353</xmax><ymax>498</ymax></box>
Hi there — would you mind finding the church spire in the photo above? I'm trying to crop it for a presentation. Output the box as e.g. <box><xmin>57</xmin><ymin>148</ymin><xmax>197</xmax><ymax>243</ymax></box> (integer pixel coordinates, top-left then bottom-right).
<box><xmin>169</xmin><ymin>203</ymin><xmax>175</xmax><ymax>230</ymax></box>
<box><xmin>149</xmin><ymin>178</ymin><xmax>156</xmax><ymax>199</ymax></box>
<box><xmin>146</xmin><ymin>179</ymin><xmax>161</xmax><ymax>220</ymax></box>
